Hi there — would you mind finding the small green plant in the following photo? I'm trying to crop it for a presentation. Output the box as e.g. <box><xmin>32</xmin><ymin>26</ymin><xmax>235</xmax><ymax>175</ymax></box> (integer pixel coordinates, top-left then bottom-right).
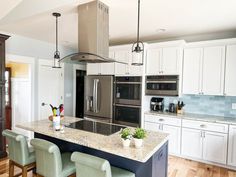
<box><xmin>120</xmin><ymin>128</ymin><xmax>132</xmax><ymax>140</ymax></box>
<box><xmin>133</xmin><ymin>128</ymin><xmax>147</xmax><ymax>139</ymax></box>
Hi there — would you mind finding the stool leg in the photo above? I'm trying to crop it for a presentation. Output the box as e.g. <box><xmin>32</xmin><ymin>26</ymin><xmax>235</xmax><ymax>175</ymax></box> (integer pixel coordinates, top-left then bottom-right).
<box><xmin>9</xmin><ymin>160</ymin><xmax>14</xmax><ymax>177</ymax></box>
<box><xmin>22</xmin><ymin>166</ymin><xmax>27</xmax><ymax>177</ymax></box>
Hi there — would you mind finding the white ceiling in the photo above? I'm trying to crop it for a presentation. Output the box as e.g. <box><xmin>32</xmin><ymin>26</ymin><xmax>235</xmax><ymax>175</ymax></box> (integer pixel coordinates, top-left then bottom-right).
<box><xmin>0</xmin><ymin>0</ymin><xmax>236</xmax><ymax>50</ymax></box>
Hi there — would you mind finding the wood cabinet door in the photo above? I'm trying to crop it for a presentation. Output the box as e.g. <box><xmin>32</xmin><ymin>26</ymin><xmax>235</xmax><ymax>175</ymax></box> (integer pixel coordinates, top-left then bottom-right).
<box><xmin>182</xmin><ymin>48</ymin><xmax>202</xmax><ymax>94</ymax></box>
<box><xmin>227</xmin><ymin>125</ymin><xmax>236</xmax><ymax>166</ymax></box>
<box><xmin>162</xmin><ymin>47</ymin><xmax>180</xmax><ymax>75</ymax></box>
<box><xmin>86</xmin><ymin>63</ymin><xmax>101</xmax><ymax>75</ymax></box>
<box><xmin>0</xmin><ymin>40</ymin><xmax>5</xmax><ymax>83</ymax></box>
<box><xmin>181</xmin><ymin>128</ymin><xmax>203</xmax><ymax>159</ymax></box>
<box><xmin>146</xmin><ymin>48</ymin><xmax>162</xmax><ymax>75</ymax></box>
<box><xmin>163</xmin><ymin>125</ymin><xmax>181</xmax><ymax>155</ymax></box>
<box><xmin>225</xmin><ymin>45</ymin><xmax>236</xmax><ymax>96</ymax></box>
<box><xmin>202</xmin><ymin>46</ymin><xmax>225</xmax><ymax>95</ymax></box>
<box><xmin>203</xmin><ymin>131</ymin><xmax>227</xmax><ymax>164</ymax></box>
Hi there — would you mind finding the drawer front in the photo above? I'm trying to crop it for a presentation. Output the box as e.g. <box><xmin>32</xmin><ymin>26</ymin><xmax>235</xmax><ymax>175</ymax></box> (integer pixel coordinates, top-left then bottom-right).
<box><xmin>182</xmin><ymin>119</ymin><xmax>228</xmax><ymax>133</ymax></box>
<box><xmin>144</xmin><ymin>114</ymin><xmax>181</xmax><ymax>126</ymax></box>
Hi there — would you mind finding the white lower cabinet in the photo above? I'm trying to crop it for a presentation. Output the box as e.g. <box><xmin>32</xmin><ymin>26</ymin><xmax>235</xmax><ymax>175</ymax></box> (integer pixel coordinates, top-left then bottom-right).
<box><xmin>144</xmin><ymin>118</ymin><xmax>181</xmax><ymax>155</ymax></box>
<box><xmin>182</xmin><ymin>125</ymin><xmax>228</xmax><ymax>164</ymax></box>
<box><xmin>203</xmin><ymin>131</ymin><xmax>227</xmax><ymax>164</ymax></box>
<box><xmin>181</xmin><ymin>128</ymin><xmax>203</xmax><ymax>159</ymax></box>
<box><xmin>228</xmin><ymin>125</ymin><xmax>236</xmax><ymax>167</ymax></box>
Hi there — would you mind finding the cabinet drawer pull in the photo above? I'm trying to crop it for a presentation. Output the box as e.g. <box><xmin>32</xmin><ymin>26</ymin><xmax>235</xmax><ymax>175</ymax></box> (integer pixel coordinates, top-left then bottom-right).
<box><xmin>158</xmin><ymin>118</ymin><xmax>164</xmax><ymax>122</ymax></box>
<box><xmin>200</xmin><ymin>124</ymin><xmax>206</xmax><ymax>128</ymax></box>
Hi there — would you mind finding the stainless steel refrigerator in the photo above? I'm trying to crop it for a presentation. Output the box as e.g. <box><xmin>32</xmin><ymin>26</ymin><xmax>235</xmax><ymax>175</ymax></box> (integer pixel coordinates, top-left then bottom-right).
<box><xmin>84</xmin><ymin>75</ymin><xmax>113</xmax><ymax>122</ymax></box>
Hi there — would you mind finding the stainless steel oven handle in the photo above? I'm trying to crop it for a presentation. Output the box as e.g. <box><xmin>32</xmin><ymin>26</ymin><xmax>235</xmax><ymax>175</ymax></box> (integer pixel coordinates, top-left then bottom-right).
<box><xmin>114</xmin><ymin>82</ymin><xmax>142</xmax><ymax>84</ymax></box>
<box><xmin>114</xmin><ymin>104</ymin><xmax>141</xmax><ymax>108</ymax></box>
<box><xmin>146</xmin><ymin>81</ymin><xmax>177</xmax><ymax>84</ymax></box>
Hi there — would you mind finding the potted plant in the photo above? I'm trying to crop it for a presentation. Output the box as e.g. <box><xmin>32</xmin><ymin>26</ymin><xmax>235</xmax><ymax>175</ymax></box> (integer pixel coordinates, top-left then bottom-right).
<box><xmin>133</xmin><ymin>128</ymin><xmax>147</xmax><ymax>148</ymax></box>
<box><xmin>120</xmin><ymin>128</ymin><xmax>132</xmax><ymax>147</ymax></box>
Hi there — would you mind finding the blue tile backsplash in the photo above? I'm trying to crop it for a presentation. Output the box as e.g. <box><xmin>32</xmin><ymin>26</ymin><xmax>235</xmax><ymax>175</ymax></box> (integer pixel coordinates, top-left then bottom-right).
<box><xmin>162</xmin><ymin>95</ymin><xmax>236</xmax><ymax>118</ymax></box>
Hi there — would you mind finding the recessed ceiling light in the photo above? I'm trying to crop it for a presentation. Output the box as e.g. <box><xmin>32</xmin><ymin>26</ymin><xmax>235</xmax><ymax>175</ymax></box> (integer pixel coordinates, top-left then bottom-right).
<box><xmin>156</xmin><ymin>29</ymin><xmax>166</xmax><ymax>33</ymax></box>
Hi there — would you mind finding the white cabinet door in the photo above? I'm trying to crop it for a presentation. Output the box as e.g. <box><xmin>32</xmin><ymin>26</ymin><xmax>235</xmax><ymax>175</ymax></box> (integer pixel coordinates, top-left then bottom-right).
<box><xmin>163</xmin><ymin>125</ymin><xmax>181</xmax><ymax>155</ymax></box>
<box><xmin>129</xmin><ymin>64</ymin><xmax>143</xmax><ymax>76</ymax></box>
<box><xmin>146</xmin><ymin>48</ymin><xmax>162</xmax><ymax>75</ymax></box>
<box><xmin>228</xmin><ymin>125</ymin><xmax>236</xmax><ymax>166</ymax></box>
<box><xmin>87</xmin><ymin>63</ymin><xmax>101</xmax><ymax>75</ymax></box>
<box><xmin>203</xmin><ymin>131</ymin><xmax>227</xmax><ymax>164</ymax></box>
<box><xmin>183</xmin><ymin>48</ymin><xmax>202</xmax><ymax>94</ymax></box>
<box><xmin>162</xmin><ymin>47</ymin><xmax>179</xmax><ymax>75</ymax></box>
<box><xmin>144</xmin><ymin>122</ymin><xmax>161</xmax><ymax>131</ymax></box>
<box><xmin>225</xmin><ymin>45</ymin><xmax>236</xmax><ymax>96</ymax></box>
<box><xmin>202</xmin><ymin>46</ymin><xmax>225</xmax><ymax>95</ymax></box>
<box><xmin>114</xmin><ymin>50</ymin><xmax>129</xmax><ymax>75</ymax></box>
<box><xmin>182</xmin><ymin>128</ymin><xmax>203</xmax><ymax>159</ymax></box>
<box><xmin>100</xmin><ymin>63</ymin><xmax>114</xmax><ymax>75</ymax></box>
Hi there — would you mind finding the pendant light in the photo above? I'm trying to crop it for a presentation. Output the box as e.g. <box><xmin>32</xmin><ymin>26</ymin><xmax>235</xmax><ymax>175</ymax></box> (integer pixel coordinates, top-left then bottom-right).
<box><xmin>52</xmin><ymin>12</ymin><xmax>61</xmax><ymax>68</ymax></box>
<box><xmin>131</xmin><ymin>0</ymin><xmax>144</xmax><ymax>66</ymax></box>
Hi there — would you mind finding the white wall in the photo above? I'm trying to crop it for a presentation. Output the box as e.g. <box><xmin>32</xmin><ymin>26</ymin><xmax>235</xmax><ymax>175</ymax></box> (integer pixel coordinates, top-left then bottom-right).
<box><xmin>2</xmin><ymin>32</ymin><xmax>76</xmax><ymax>118</ymax></box>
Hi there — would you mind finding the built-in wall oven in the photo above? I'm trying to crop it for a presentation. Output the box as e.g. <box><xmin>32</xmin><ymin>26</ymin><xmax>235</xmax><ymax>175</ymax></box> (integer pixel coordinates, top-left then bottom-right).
<box><xmin>146</xmin><ymin>75</ymin><xmax>179</xmax><ymax>96</ymax></box>
<box><xmin>113</xmin><ymin>77</ymin><xmax>142</xmax><ymax>127</ymax></box>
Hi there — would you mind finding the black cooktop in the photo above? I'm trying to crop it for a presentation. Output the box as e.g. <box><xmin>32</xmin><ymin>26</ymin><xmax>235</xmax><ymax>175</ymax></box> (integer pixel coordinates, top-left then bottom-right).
<box><xmin>66</xmin><ymin>120</ymin><xmax>126</xmax><ymax>136</ymax></box>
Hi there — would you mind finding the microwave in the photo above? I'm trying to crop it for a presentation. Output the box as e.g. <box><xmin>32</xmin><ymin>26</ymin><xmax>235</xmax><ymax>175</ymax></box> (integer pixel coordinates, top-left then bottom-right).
<box><xmin>145</xmin><ymin>75</ymin><xmax>179</xmax><ymax>96</ymax></box>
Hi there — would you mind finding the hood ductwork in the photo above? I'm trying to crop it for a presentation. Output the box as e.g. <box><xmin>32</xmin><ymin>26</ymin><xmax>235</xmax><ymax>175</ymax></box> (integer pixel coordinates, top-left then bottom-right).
<box><xmin>60</xmin><ymin>0</ymin><xmax>124</xmax><ymax>64</ymax></box>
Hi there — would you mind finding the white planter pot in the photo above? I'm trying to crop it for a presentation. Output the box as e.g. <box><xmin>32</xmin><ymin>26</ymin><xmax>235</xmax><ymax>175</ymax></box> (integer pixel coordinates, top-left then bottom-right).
<box><xmin>134</xmin><ymin>138</ymin><xmax>143</xmax><ymax>148</ymax></box>
<box><xmin>122</xmin><ymin>139</ymin><xmax>131</xmax><ymax>147</ymax></box>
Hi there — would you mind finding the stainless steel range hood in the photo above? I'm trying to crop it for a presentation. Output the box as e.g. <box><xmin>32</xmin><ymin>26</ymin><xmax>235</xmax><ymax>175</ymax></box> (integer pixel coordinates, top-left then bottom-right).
<box><xmin>59</xmin><ymin>0</ymin><xmax>124</xmax><ymax>64</ymax></box>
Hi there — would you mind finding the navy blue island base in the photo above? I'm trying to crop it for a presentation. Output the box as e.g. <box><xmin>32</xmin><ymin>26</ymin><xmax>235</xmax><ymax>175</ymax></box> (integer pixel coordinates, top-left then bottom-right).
<box><xmin>35</xmin><ymin>133</ymin><xmax>168</xmax><ymax>177</ymax></box>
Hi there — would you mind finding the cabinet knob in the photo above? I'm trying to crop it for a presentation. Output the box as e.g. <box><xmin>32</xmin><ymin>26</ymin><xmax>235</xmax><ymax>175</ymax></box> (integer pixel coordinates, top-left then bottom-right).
<box><xmin>158</xmin><ymin>118</ymin><xmax>164</xmax><ymax>122</ymax></box>
<box><xmin>200</xmin><ymin>124</ymin><xmax>206</xmax><ymax>128</ymax></box>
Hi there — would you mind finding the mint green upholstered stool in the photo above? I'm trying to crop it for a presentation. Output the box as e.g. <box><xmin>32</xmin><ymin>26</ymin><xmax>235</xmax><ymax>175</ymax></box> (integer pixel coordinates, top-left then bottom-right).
<box><xmin>2</xmin><ymin>129</ymin><xmax>36</xmax><ymax>177</ymax></box>
<box><xmin>71</xmin><ymin>152</ymin><xmax>135</xmax><ymax>177</ymax></box>
<box><xmin>30</xmin><ymin>138</ymin><xmax>76</xmax><ymax>177</ymax></box>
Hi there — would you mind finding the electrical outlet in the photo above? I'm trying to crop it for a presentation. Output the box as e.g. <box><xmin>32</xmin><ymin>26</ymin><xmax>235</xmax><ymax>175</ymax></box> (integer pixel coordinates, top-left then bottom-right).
<box><xmin>232</xmin><ymin>103</ymin><xmax>236</xmax><ymax>110</ymax></box>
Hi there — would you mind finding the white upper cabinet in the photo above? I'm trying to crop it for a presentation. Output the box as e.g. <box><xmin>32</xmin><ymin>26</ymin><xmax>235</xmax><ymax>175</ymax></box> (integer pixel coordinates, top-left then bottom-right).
<box><xmin>146</xmin><ymin>41</ymin><xmax>184</xmax><ymax>75</ymax></box>
<box><xmin>202</xmin><ymin>46</ymin><xmax>225</xmax><ymax>95</ymax></box>
<box><xmin>225</xmin><ymin>45</ymin><xmax>236</xmax><ymax>96</ymax></box>
<box><xmin>162</xmin><ymin>47</ymin><xmax>180</xmax><ymax>75</ymax></box>
<box><xmin>111</xmin><ymin>45</ymin><xmax>143</xmax><ymax>76</ymax></box>
<box><xmin>183</xmin><ymin>48</ymin><xmax>202</xmax><ymax>94</ymax></box>
<box><xmin>146</xmin><ymin>48</ymin><xmax>162</xmax><ymax>75</ymax></box>
<box><xmin>87</xmin><ymin>63</ymin><xmax>101</xmax><ymax>75</ymax></box>
<box><xmin>183</xmin><ymin>45</ymin><xmax>225</xmax><ymax>95</ymax></box>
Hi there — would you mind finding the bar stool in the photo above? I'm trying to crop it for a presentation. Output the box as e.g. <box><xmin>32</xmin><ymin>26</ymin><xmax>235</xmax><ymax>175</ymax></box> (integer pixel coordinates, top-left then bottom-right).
<box><xmin>2</xmin><ymin>129</ymin><xmax>36</xmax><ymax>177</ymax></box>
<box><xmin>71</xmin><ymin>152</ymin><xmax>135</xmax><ymax>177</ymax></box>
<box><xmin>30</xmin><ymin>138</ymin><xmax>76</xmax><ymax>177</ymax></box>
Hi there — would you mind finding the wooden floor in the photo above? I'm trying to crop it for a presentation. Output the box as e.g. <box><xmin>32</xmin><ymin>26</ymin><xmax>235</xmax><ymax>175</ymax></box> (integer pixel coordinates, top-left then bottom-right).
<box><xmin>0</xmin><ymin>156</ymin><xmax>236</xmax><ymax>177</ymax></box>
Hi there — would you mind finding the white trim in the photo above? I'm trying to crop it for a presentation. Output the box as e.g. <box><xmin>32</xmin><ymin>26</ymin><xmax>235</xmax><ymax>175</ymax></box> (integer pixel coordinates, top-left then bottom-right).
<box><xmin>73</xmin><ymin>64</ymin><xmax>86</xmax><ymax>117</ymax></box>
<box><xmin>38</xmin><ymin>59</ymin><xmax>64</xmax><ymax>120</ymax></box>
<box><xmin>6</xmin><ymin>54</ymin><xmax>35</xmax><ymax>139</ymax></box>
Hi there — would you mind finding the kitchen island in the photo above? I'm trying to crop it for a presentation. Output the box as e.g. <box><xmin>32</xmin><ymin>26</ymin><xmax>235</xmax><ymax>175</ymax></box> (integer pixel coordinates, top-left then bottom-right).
<box><xmin>17</xmin><ymin>117</ymin><xmax>169</xmax><ymax>177</ymax></box>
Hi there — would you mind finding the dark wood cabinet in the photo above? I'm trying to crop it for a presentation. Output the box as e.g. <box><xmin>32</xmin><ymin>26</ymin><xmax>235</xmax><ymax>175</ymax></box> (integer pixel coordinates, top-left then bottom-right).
<box><xmin>0</xmin><ymin>34</ymin><xmax>9</xmax><ymax>158</ymax></box>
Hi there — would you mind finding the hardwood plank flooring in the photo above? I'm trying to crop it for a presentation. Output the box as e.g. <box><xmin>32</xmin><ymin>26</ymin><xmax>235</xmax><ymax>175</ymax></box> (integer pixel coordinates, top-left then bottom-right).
<box><xmin>0</xmin><ymin>156</ymin><xmax>235</xmax><ymax>177</ymax></box>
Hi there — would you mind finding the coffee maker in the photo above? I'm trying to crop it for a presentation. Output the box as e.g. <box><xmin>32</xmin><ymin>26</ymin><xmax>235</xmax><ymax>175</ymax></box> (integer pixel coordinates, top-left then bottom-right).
<box><xmin>150</xmin><ymin>97</ymin><xmax>164</xmax><ymax>112</ymax></box>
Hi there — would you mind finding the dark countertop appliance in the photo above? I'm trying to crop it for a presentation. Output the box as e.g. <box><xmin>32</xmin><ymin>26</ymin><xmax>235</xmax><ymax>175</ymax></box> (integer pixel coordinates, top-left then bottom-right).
<box><xmin>169</xmin><ymin>103</ymin><xmax>177</xmax><ymax>113</ymax></box>
<box><xmin>150</xmin><ymin>97</ymin><xmax>164</xmax><ymax>112</ymax></box>
<box><xmin>66</xmin><ymin>120</ymin><xmax>125</xmax><ymax>136</ymax></box>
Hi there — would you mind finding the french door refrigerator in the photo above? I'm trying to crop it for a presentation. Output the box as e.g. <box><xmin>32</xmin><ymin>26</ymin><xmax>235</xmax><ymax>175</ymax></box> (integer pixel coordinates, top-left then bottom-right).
<box><xmin>84</xmin><ymin>75</ymin><xmax>113</xmax><ymax>122</ymax></box>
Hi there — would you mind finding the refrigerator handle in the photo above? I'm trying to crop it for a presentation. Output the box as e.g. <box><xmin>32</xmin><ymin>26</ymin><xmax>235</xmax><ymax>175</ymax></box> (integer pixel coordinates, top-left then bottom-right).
<box><xmin>93</xmin><ymin>79</ymin><xmax>99</xmax><ymax>113</ymax></box>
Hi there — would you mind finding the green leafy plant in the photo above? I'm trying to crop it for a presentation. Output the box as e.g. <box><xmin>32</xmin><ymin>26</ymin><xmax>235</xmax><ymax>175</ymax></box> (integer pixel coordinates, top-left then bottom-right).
<box><xmin>120</xmin><ymin>128</ymin><xmax>132</xmax><ymax>140</ymax></box>
<box><xmin>133</xmin><ymin>128</ymin><xmax>147</xmax><ymax>139</ymax></box>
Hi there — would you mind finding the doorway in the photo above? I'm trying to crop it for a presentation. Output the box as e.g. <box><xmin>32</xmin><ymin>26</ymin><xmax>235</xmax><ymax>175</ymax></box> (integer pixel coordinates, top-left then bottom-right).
<box><xmin>75</xmin><ymin>70</ymin><xmax>86</xmax><ymax>118</ymax></box>
<box><xmin>5</xmin><ymin>54</ymin><xmax>35</xmax><ymax>139</ymax></box>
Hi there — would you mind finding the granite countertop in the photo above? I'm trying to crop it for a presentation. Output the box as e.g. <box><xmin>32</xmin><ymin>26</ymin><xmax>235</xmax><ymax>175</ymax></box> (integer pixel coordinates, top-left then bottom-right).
<box><xmin>16</xmin><ymin>117</ymin><xmax>169</xmax><ymax>163</ymax></box>
<box><xmin>145</xmin><ymin>111</ymin><xmax>236</xmax><ymax>125</ymax></box>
